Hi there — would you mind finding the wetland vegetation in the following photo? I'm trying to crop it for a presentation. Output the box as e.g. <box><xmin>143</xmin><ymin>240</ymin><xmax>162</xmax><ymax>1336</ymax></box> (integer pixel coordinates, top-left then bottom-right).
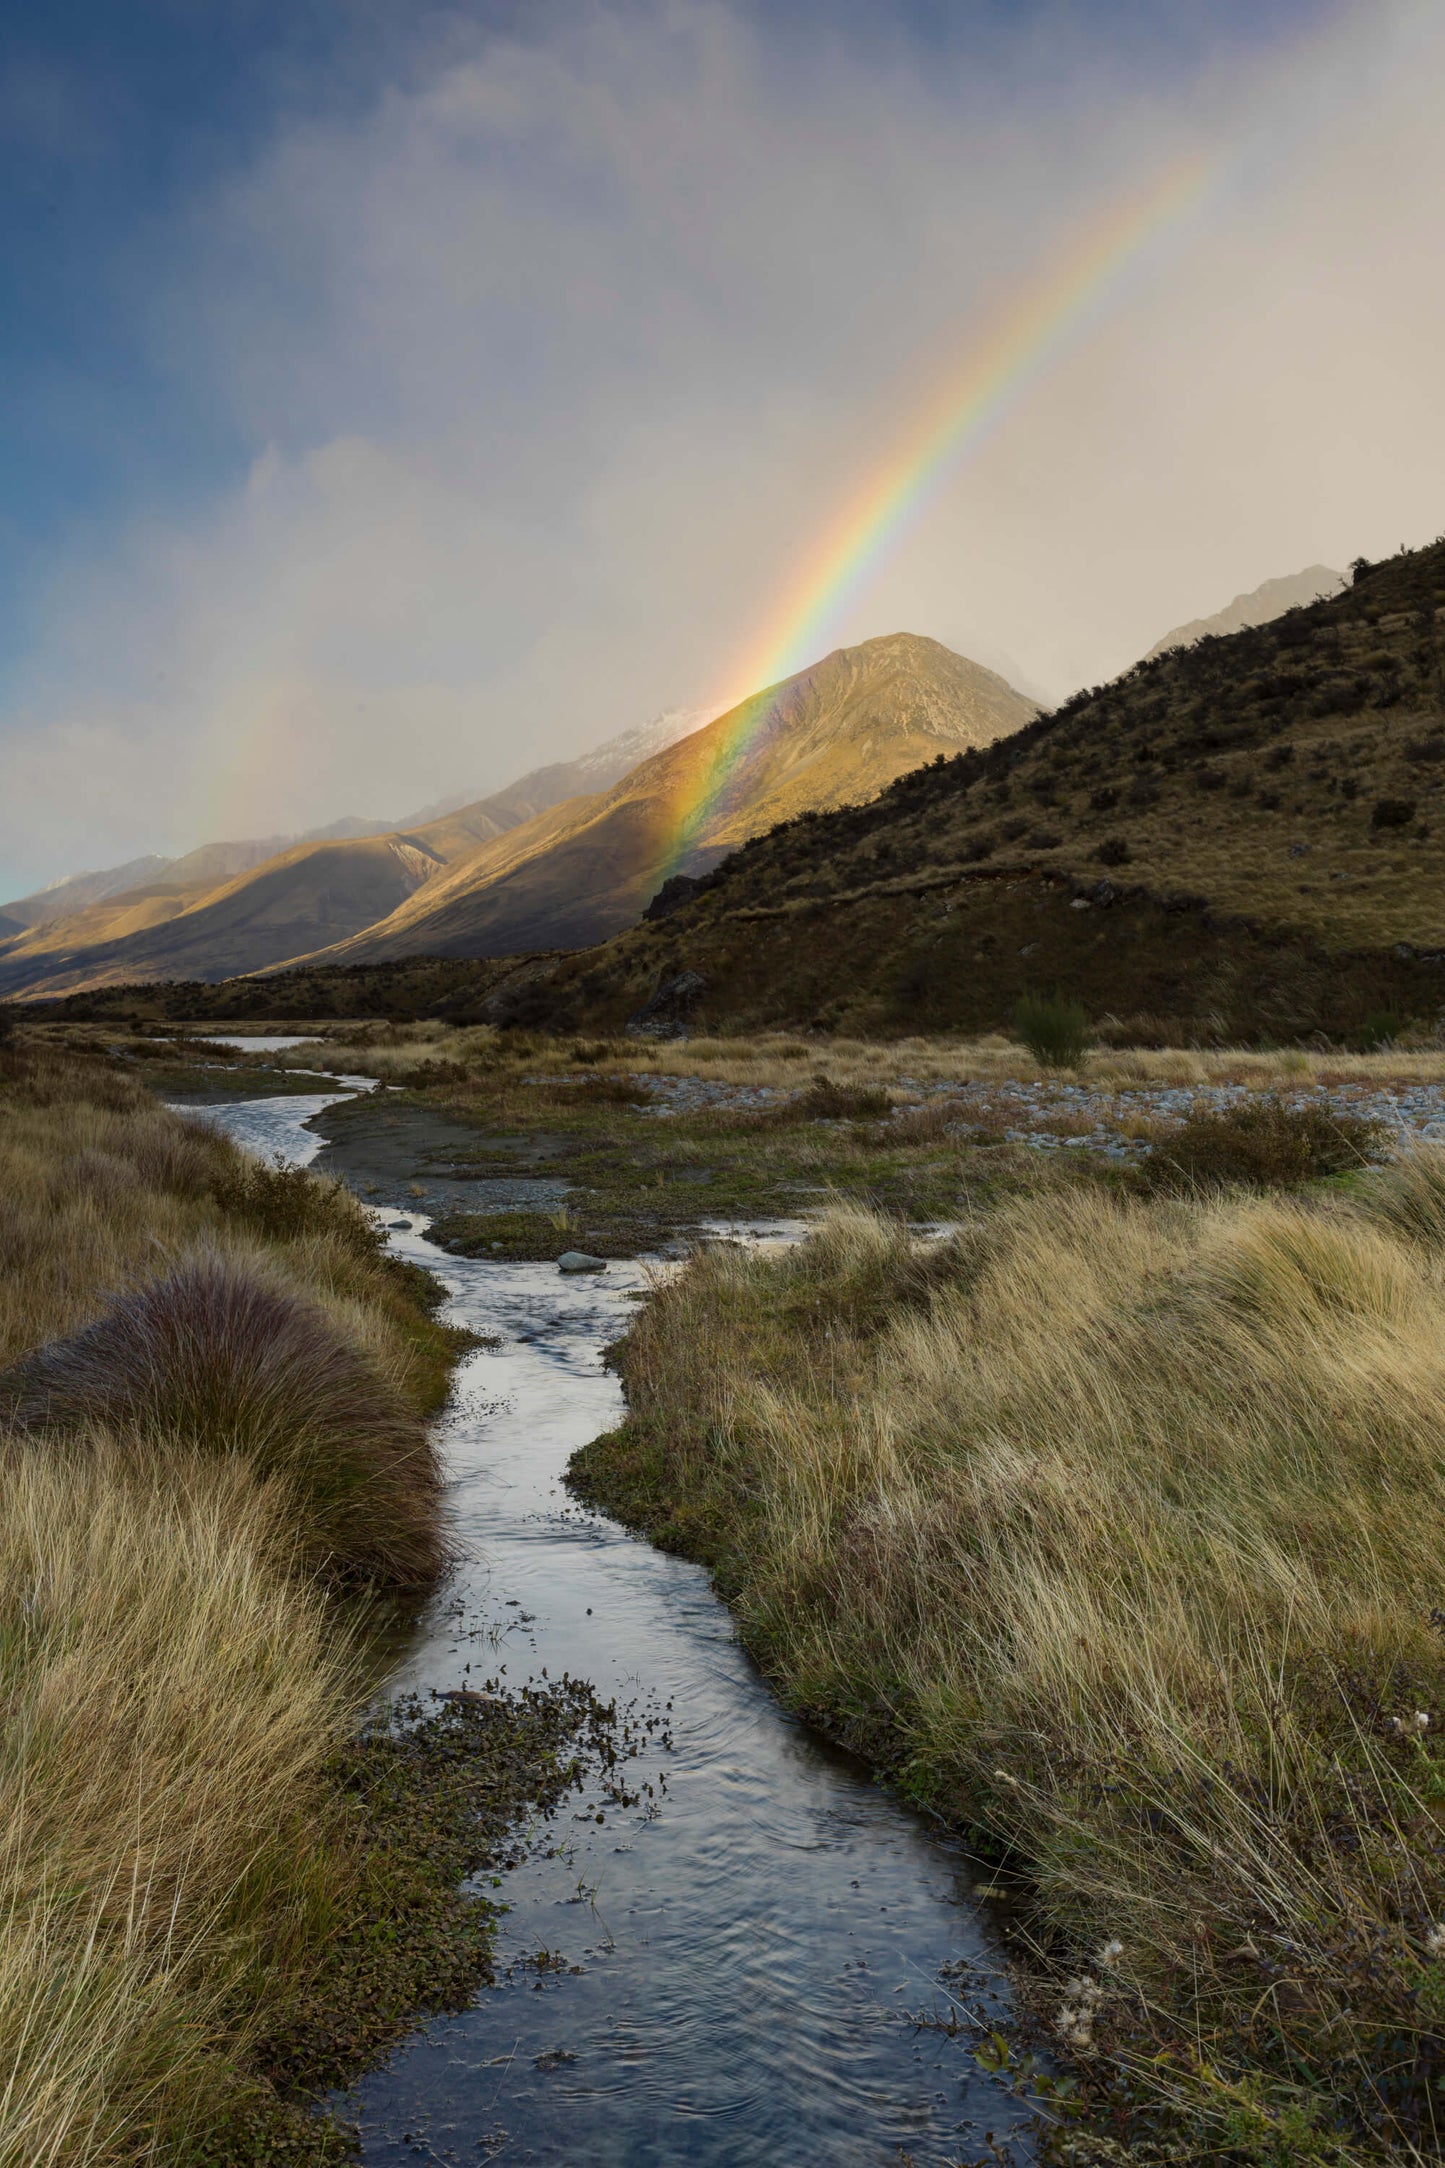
<box><xmin>9</xmin><ymin>1013</ymin><xmax>1445</xmax><ymax>2163</ymax></box>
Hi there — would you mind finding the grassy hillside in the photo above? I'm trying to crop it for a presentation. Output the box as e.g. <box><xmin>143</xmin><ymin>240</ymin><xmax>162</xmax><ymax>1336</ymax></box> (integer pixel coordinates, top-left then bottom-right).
<box><xmin>286</xmin><ymin>632</ymin><xmax>1035</xmax><ymax>967</ymax></box>
<box><xmin>491</xmin><ymin>536</ymin><xmax>1445</xmax><ymax>1042</ymax></box>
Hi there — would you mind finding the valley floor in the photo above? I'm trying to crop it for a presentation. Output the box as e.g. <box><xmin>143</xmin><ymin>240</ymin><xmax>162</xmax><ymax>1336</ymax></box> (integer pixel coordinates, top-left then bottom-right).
<box><xmin>22</xmin><ymin>1016</ymin><xmax>1445</xmax><ymax>2163</ymax></box>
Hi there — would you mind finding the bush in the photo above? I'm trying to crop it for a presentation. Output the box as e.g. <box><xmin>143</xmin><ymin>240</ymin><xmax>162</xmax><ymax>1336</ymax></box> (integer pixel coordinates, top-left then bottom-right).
<box><xmin>536</xmin><ymin>1073</ymin><xmax>651</xmax><ymax>1107</ymax></box>
<box><xmin>1014</xmin><ymin>992</ymin><xmax>1090</xmax><ymax>1070</ymax></box>
<box><xmin>1371</xmin><ymin>796</ymin><xmax>1417</xmax><ymax>829</ymax></box>
<box><xmin>1356</xmin><ymin>1008</ymin><xmax>1406</xmax><ymax>1051</ymax></box>
<box><xmin>0</xmin><ymin>1252</ymin><xmax>447</xmax><ymax>1586</ymax></box>
<box><xmin>210</xmin><ymin>1149</ymin><xmax>381</xmax><ymax>1258</ymax></box>
<box><xmin>1147</xmin><ymin>1095</ymin><xmax>1385</xmax><ymax>1191</ymax></box>
<box><xmin>795</xmin><ymin>1075</ymin><xmax>892</xmax><ymax>1122</ymax></box>
<box><xmin>1095</xmin><ymin>835</ymin><xmax>1131</xmax><ymax>866</ymax></box>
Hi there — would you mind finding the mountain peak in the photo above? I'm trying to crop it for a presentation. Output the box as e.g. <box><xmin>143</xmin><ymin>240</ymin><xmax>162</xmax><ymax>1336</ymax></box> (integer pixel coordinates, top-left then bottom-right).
<box><xmin>1145</xmin><ymin>565</ymin><xmax>1344</xmax><ymax>660</ymax></box>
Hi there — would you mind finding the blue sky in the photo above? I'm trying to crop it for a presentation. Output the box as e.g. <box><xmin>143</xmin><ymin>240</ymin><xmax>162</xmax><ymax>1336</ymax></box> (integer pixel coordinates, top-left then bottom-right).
<box><xmin>1</xmin><ymin>0</ymin><xmax>1439</xmax><ymax>892</ymax></box>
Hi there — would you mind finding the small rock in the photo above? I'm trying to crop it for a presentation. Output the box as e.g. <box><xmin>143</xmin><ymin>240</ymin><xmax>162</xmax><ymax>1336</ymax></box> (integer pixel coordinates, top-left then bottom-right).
<box><xmin>438</xmin><ymin>1687</ymin><xmax>504</xmax><ymax>1710</ymax></box>
<box><xmin>557</xmin><ymin>1250</ymin><xmax>608</xmax><ymax>1274</ymax></box>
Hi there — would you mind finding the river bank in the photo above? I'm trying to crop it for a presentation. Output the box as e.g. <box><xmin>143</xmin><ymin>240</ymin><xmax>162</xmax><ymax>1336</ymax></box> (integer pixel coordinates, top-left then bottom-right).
<box><xmin>29</xmin><ymin>1016</ymin><xmax>1445</xmax><ymax>2161</ymax></box>
<box><xmin>0</xmin><ymin>1032</ymin><xmax>626</xmax><ymax>2166</ymax></box>
<box><xmin>574</xmin><ymin>1184</ymin><xmax>1445</xmax><ymax>2166</ymax></box>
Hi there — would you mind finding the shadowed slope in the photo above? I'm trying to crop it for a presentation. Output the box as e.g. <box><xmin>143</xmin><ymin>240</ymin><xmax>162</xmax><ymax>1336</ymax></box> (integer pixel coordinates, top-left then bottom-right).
<box><xmin>0</xmin><ymin>833</ymin><xmax>444</xmax><ymax>998</ymax></box>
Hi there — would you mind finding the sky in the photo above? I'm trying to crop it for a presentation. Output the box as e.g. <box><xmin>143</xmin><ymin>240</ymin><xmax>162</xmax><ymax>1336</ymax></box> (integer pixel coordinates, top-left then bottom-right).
<box><xmin>1</xmin><ymin>0</ymin><xmax>1442</xmax><ymax>895</ymax></box>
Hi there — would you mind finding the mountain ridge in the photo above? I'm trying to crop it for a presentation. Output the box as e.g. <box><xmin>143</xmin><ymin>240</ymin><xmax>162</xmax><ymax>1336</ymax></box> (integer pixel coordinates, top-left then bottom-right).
<box><xmin>0</xmin><ymin>635</ymin><xmax>1033</xmax><ymax>996</ymax></box>
<box><xmin>271</xmin><ymin>633</ymin><xmax>1036</xmax><ymax>970</ymax></box>
<box><xmin>1145</xmin><ymin>564</ymin><xmax>1344</xmax><ymax>661</ymax></box>
<box><xmin>450</xmin><ymin>536</ymin><xmax>1445</xmax><ymax>1042</ymax></box>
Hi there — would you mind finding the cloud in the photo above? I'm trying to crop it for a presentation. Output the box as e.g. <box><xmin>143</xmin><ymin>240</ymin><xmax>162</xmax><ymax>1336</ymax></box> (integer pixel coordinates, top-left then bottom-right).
<box><xmin>3</xmin><ymin>0</ymin><xmax>1443</xmax><ymax>891</ymax></box>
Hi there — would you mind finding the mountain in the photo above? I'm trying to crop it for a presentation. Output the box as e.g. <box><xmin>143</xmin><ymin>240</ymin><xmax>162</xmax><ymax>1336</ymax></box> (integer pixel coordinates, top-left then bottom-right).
<box><xmin>2</xmin><ymin>855</ymin><xmax>177</xmax><ymax>930</ymax></box>
<box><xmin>0</xmin><ymin>636</ymin><xmax>1030</xmax><ymax>998</ymax></box>
<box><xmin>1145</xmin><ymin>565</ymin><xmax>1344</xmax><ymax>660</ymax></box>
<box><xmin>278</xmin><ymin>636</ymin><xmax>1036</xmax><ymax>967</ymax></box>
<box><xmin>395</xmin><ymin>706</ymin><xmax>714</xmax><ymax>834</ymax></box>
<box><xmin>467</xmin><ymin>538</ymin><xmax>1445</xmax><ymax>1043</ymax></box>
<box><xmin>0</xmin><ymin>705</ymin><xmax>712</xmax><ymax>975</ymax></box>
<box><xmin>0</xmin><ymin>836</ymin><xmax>443</xmax><ymax>998</ymax></box>
<box><xmin>0</xmin><ymin>822</ymin><xmax>390</xmax><ymax>934</ymax></box>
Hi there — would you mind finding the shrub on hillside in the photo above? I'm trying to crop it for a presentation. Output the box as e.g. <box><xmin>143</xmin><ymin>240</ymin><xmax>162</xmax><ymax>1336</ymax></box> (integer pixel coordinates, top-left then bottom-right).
<box><xmin>0</xmin><ymin>1252</ymin><xmax>447</xmax><ymax>1586</ymax></box>
<box><xmin>1014</xmin><ymin>992</ymin><xmax>1090</xmax><ymax>1070</ymax></box>
<box><xmin>1146</xmin><ymin>1096</ymin><xmax>1385</xmax><ymax>1191</ymax></box>
<box><xmin>1094</xmin><ymin>835</ymin><xmax>1131</xmax><ymax>866</ymax></box>
<box><xmin>1355</xmin><ymin>1008</ymin><xmax>1407</xmax><ymax>1051</ymax></box>
<box><xmin>1371</xmin><ymin>796</ymin><xmax>1417</xmax><ymax>828</ymax></box>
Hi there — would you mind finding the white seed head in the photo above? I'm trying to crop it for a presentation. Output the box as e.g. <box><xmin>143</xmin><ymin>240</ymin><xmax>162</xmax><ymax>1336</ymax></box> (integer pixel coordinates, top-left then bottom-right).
<box><xmin>1097</xmin><ymin>1938</ymin><xmax>1125</xmax><ymax>1969</ymax></box>
<box><xmin>1426</xmin><ymin>1923</ymin><xmax>1445</xmax><ymax>1958</ymax></box>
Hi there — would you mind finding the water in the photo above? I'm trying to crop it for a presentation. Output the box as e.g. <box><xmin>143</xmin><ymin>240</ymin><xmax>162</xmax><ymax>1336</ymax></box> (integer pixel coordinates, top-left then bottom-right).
<box><xmin>192</xmin><ymin>1033</ymin><xmax>325</xmax><ymax>1053</ymax></box>
<box><xmin>194</xmin><ymin>1089</ymin><xmax>1036</xmax><ymax>2167</ymax></box>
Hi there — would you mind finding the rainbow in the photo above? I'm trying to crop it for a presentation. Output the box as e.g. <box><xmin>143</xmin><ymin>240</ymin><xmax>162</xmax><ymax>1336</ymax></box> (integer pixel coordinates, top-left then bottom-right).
<box><xmin>657</xmin><ymin>150</ymin><xmax>1214</xmax><ymax>879</ymax></box>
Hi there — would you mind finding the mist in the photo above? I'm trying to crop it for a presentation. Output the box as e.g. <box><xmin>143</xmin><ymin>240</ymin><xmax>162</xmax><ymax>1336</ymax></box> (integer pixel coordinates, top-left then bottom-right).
<box><xmin>2</xmin><ymin>0</ymin><xmax>1443</xmax><ymax>894</ymax></box>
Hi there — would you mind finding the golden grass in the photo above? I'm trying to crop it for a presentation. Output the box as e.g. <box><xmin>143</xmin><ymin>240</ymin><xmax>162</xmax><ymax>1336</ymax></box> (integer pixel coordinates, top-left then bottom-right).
<box><xmin>0</xmin><ymin>1444</ymin><xmax>349</xmax><ymax>2168</ymax></box>
<box><xmin>0</xmin><ymin>1037</ymin><xmax>454</xmax><ymax>2161</ymax></box>
<box><xmin>584</xmin><ymin>1170</ymin><xmax>1445</xmax><ymax>2160</ymax></box>
<box><xmin>234</xmin><ymin>1019</ymin><xmax>1445</xmax><ymax>1100</ymax></box>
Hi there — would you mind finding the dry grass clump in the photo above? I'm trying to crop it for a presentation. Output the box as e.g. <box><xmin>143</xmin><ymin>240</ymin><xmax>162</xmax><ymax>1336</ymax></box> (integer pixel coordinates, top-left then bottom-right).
<box><xmin>583</xmin><ymin>1177</ymin><xmax>1445</xmax><ymax>2160</ymax></box>
<box><xmin>0</xmin><ymin>1442</ymin><xmax>350</xmax><ymax>2167</ymax></box>
<box><xmin>1145</xmin><ymin>1094</ymin><xmax>1387</xmax><ymax>1191</ymax></box>
<box><xmin>2</xmin><ymin>1252</ymin><xmax>446</xmax><ymax>1587</ymax></box>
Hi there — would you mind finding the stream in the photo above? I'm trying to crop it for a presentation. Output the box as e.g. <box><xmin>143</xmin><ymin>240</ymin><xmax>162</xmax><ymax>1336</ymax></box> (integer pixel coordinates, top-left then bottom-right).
<box><xmin>184</xmin><ymin>1075</ymin><xmax>1037</xmax><ymax>2167</ymax></box>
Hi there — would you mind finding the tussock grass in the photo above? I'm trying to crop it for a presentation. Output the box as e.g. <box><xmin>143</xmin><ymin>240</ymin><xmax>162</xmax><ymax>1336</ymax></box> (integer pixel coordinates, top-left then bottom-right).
<box><xmin>0</xmin><ymin>1033</ymin><xmax>461</xmax><ymax>2160</ymax></box>
<box><xmin>3</xmin><ymin>1252</ymin><xmax>445</xmax><ymax>1587</ymax></box>
<box><xmin>578</xmin><ymin>1174</ymin><xmax>1445</xmax><ymax>2161</ymax></box>
<box><xmin>0</xmin><ymin>1441</ymin><xmax>349</xmax><ymax>2167</ymax></box>
<box><xmin>237</xmin><ymin>1020</ymin><xmax>1445</xmax><ymax>1100</ymax></box>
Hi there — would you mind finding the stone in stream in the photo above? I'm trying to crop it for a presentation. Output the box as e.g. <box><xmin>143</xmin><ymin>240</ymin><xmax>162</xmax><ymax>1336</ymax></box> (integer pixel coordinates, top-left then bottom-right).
<box><xmin>557</xmin><ymin>1250</ymin><xmax>608</xmax><ymax>1274</ymax></box>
